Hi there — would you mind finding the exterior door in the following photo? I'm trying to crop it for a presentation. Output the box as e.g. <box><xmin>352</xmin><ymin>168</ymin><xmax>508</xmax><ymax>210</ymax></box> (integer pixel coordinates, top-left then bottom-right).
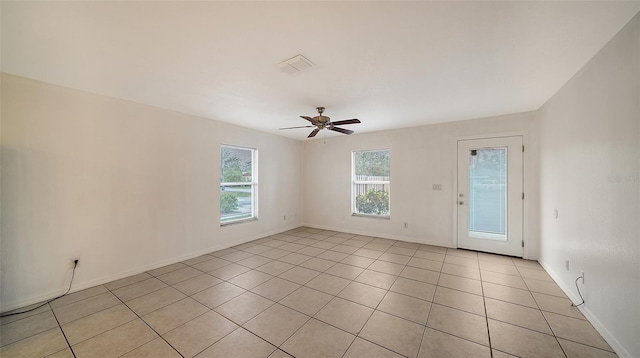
<box><xmin>457</xmin><ymin>136</ymin><xmax>523</xmax><ymax>257</ymax></box>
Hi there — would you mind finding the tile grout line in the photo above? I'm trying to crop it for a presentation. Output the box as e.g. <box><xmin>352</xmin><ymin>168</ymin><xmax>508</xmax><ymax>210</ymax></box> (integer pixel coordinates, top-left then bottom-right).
<box><xmin>409</xmin><ymin>243</ymin><xmax>437</xmax><ymax>358</ymax></box>
<box><xmin>238</xmin><ymin>327</ymin><xmax>296</xmax><ymax>358</ymax></box>
<box><xmin>251</xmin><ymin>231</ymin><xmax>359</xmax><ymax>357</ymax></box>
<box><xmin>104</xmin><ymin>286</ymin><xmax>187</xmax><ymax>358</ymax></box>
<box><xmin>210</xmin><ymin>231</ymin><xmax>364</xmax><ymax>356</ymax></box>
<box><xmin>3</xmin><ymin>290</ymin><xmax>134</xmax><ymax>350</ymax></box>
<box><xmin>0</xmin><ymin>309</ymin><xmax>60</xmax><ymax>349</ymax></box>
<box><xmin>336</xmin><ymin>244</ymin><xmax>393</xmax><ymax>358</ymax></box>
<box><xmin>196</xmin><ymin>324</ymin><xmax>278</xmax><ymax>357</ymax></box>
<box><xmin>443</xmin><ymin>261</ymin><xmax>580</xmax><ymax>315</ymax></box>
<box><xmin>517</xmin><ymin>264</ymin><xmax>569</xmax><ymax>358</ymax></box>
<box><xmin>170</xmin><ymin>263</ymin><xmax>291</xmax><ymax>355</ymax></box>
<box><xmin>284</xmin><ymin>233</ymin><xmax>376</xmax><ymax>357</ymax></box>
<box><xmin>286</xmin><ymin>232</ymin><xmax>451</xmax><ymax>357</ymax></box>
<box><xmin>477</xmin><ymin>253</ymin><xmax>494</xmax><ymax>358</ymax></box>
<box><xmin>47</xmin><ymin>302</ymin><xmax>77</xmax><ymax>358</ymax></box>
<box><xmin>359</xmin><ymin>239</ymin><xmax>433</xmax><ymax>357</ymax></box>
<box><xmin>485</xmin><ymin>255</ymin><xmax>600</xmax><ymax>354</ymax></box>
<box><xmin>433</xmin><ymin>249</ymin><xmax>501</xmax><ymax>353</ymax></box>
<box><xmin>281</xmin><ymin>232</ymin><xmax>395</xmax><ymax>357</ymax></box>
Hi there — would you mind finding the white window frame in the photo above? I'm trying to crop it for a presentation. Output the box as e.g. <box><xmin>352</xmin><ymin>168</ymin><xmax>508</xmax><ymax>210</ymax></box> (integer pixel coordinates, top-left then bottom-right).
<box><xmin>220</xmin><ymin>144</ymin><xmax>258</xmax><ymax>225</ymax></box>
<box><xmin>351</xmin><ymin>149</ymin><xmax>391</xmax><ymax>218</ymax></box>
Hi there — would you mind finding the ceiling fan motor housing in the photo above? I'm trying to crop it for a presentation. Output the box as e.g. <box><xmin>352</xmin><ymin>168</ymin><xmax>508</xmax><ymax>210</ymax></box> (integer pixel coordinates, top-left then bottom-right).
<box><xmin>314</xmin><ymin>107</ymin><xmax>330</xmax><ymax>125</ymax></box>
<box><xmin>315</xmin><ymin>115</ymin><xmax>330</xmax><ymax>124</ymax></box>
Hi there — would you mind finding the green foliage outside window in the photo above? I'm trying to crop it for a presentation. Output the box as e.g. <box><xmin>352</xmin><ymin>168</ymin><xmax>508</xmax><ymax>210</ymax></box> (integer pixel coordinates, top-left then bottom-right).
<box><xmin>356</xmin><ymin>189</ymin><xmax>389</xmax><ymax>215</ymax></box>
<box><xmin>220</xmin><ymin>193</ymin><xmax>239</xmax><ymax>214</ymax></box>
<box><xmin>221</xmin><ymin>147</ymin><xmax>252</xmax><ymax>182</ymax></box>
<box><xmin>354</xmin><ymin>150</ymin><xmax>390</xmax><ymax>177</ymax></box>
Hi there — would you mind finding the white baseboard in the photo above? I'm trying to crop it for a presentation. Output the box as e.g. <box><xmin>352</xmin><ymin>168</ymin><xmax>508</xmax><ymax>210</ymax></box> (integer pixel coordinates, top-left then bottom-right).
<box><xmin>301</xmin><ymin>222</ymin><xmax>455</xmax><ymax>248</ymax></box>
<box><xmin>538</xmin><ymin>259</ymin><xmax>631</xmax><ymax>358</ymax></box>
<box><xmin>0</xmin><ymin>223</ymin><xmax>300</xmax><ymax>313</ymax></box>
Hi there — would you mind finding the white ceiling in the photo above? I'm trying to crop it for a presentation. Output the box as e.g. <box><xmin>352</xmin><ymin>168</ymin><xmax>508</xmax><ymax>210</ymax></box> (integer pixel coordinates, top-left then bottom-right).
<box><xmin>2</xmin><ymin>1</ymin><xmax>639</xmax><ymax>140</ymax></box>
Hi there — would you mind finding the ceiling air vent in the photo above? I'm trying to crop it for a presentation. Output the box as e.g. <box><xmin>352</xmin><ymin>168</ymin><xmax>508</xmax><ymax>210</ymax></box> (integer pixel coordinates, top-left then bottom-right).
<box><xmin>278</xmin><ymin>55</ymin><xmax>313</xmax><ymax>74</ymax></box>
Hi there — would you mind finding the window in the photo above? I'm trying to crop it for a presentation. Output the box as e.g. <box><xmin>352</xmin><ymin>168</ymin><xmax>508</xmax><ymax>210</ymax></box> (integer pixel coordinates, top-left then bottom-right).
<box><xmin>352</xmin><ymin>149</ymin><xmax>390</xmax><ymax>217</ymax></box>
<box><xmin>220</xmin><ymin>145</ymin><xmax>257</xmax><ymax>224</ymax></box>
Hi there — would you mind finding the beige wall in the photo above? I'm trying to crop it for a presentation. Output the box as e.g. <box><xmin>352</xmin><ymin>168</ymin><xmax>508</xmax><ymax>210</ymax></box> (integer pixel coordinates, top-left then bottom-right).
<box><xmin>302</xmin><ymin>15</ymin><xmax>640</xmax><ymax>357</ymax></box>
<box><xmin>538</xmin><ymin>13</ymin><xmax>639</xmax><ymax>358</ymax></box>
<box><xmin>0</xmin><ymin>74</ymin><xmax>303</xmax><ymax>311</ymax></box>
<box><xmin>302</xmin><ymin>111</ymin><xmax>539</xmax><ymax>258</ymax></box>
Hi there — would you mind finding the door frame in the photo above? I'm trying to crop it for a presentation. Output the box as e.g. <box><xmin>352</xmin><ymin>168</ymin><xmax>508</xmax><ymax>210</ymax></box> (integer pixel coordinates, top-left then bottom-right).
<box><xmin>452</xmin><ymin>132</ymin><xmax>532</xmax><ymax>259</ymax></box>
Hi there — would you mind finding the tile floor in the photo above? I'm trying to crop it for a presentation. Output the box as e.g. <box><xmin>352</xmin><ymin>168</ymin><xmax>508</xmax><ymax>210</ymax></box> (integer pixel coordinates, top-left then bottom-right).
<box><xmin>0</xmin><ymin>227</ymin><xmax>617</xmax><ymax>358</ymax></box>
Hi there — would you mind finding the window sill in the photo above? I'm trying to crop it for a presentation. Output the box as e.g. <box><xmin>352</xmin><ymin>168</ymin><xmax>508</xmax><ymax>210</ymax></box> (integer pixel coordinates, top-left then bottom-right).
<box><xmin>220</xmin><ymin>217</ymin><xmax>258</xmax><ymax>227</ymax></box>
<box><xmin>352</xmin><ymin>213</ymin><xmax>391</xmax><ymax>220</ymax></box>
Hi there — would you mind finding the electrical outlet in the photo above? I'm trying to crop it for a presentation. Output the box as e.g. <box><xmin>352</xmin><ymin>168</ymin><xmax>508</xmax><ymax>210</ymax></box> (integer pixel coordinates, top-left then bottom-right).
<box><xmin>403</xmin><ymin>222</ymin><xmax>409</xmax><ymax>229</ymax></box>
<box><xmin>71</xmin><ymin>258</ymin><xmax>80</xmax><ymax>268</ymax></box>
<box><xmin>580</xmin><ymin>270</ymin><xmax>585</xmax><ymax>284</ymax></box>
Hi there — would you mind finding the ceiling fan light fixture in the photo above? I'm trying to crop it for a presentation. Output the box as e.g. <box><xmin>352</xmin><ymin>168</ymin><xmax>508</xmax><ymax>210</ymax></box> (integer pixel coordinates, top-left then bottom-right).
<box><xmin>278</xmin><ymin>55</ymin><xmax>313</xmax><ymax>74</ymax></box>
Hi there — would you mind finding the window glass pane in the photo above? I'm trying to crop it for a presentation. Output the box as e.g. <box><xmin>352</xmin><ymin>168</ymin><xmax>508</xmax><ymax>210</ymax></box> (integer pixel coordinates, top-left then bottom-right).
<box><xmin>354</xmin><ymin>185</ymin><xmax>389</xmax><ymax>215</ymax></box>
<box><xmin>353</xmin><ymin>150</ymin><xmax>390</xmax><ymax>216</ymax></box>
<box><xmin>468</xmin><ymin>147</ymin><xmax>507</xmax><ymax>239</ymax></box>
<box><xmin>220</xmin><ymin>185</ymin><xmax>253</xmax><ymax>223</ymax></box>
<box><xmin>354</xmin><ymin>150</ymin><xmax>390</xmax><ymax>177</ymax></box>
<box><xmin>221</xmin><ymin>146</ymin><xmax>255</xmax><ymax>224</ymax></box>
<box><xmin>221</xmin><ymin>146</ymin><xmax>252</xmax><ymax>183</ymax></box>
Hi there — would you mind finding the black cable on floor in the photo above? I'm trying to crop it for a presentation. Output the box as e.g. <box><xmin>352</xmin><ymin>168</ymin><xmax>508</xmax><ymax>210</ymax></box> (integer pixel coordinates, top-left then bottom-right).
<box><xmin>0</xmin><ymin>261</ymin><xmax>78</xmax><ymax>317</ymax></box>
<box><xmin>571</xmin><ymin>275</ymin><xmax>585</xmax><ymax>307</ymax></box>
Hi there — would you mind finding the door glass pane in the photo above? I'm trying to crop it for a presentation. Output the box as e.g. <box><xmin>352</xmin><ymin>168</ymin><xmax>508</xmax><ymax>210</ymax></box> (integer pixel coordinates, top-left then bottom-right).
<box><xmin>468</xmin><ymin>147</ymin><xmax>507</xmax><ymax>240</ymax></box>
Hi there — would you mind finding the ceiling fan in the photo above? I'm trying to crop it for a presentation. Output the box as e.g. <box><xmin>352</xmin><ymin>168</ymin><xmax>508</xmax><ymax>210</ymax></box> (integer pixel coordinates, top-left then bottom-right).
<box><xmin>279</xmin><ymin>107</ymin><xmax>361</xmax><ymax>138</ymax></box>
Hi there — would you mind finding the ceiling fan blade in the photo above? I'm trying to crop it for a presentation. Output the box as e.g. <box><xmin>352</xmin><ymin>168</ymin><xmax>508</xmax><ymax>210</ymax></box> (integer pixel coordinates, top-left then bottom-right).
<box><xmin>331</xmin><ymin>119</ymin><xmax>361</xmax><ymax>126</ymax></box>
<box><xmin>279</xmin><ymin>125</ymin><xmax>315</xmax><ymax>130</ymax></box>
<box><xmin>308</xmin><ymin>128</ymin><xmax>320</xmax><ymax>138</ymax></box>
<box><xmin>301</xmin><ymin>116</ymin><xmax>318</xmax><ymax>124</ymax></box>
<box><xmin>329</xmin><ymin>127</ymin><xmax>354</xmax><ymax>135</ymax></box>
